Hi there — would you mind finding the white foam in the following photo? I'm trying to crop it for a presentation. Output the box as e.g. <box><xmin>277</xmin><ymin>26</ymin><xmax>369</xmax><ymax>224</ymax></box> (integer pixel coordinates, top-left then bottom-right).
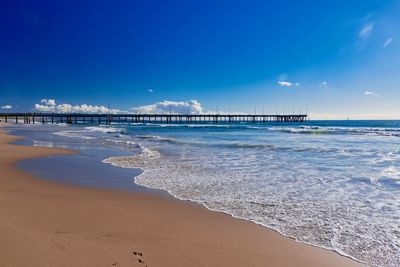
<box><xmin>103</xmin><ymin>143</ymin><xmax>161</xmax><ymax>169</ymax></box>
<box><xmin>32</xmin><ymin>140</ymin><xmax>55</xmax><ymax>148</ymax></box>
<box><xmin>269</xmin><ymin>126</ymin><xmax>400</xmax><ymax>137</ymax></box>
<box><xmin>381</xmin><ymin>166</ymin><xmax>400</xmax><ymax>181</ymax></box>
<box><xmin>54</xmin><ymin>131</ymin><xmax>95</xmax><ymax>139</ymax></box>
<box><xmin>85</xmin><ymin>126</ymin><xmax>124</xmax><ymax>134</ymax></box>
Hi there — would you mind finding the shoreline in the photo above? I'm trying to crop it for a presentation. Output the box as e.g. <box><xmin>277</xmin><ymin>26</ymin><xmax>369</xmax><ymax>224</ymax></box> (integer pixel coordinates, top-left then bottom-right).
<box><xmin>0</xmin><ymin>126</ymin><xmax>366</xmax><ymax>266</ymax></box>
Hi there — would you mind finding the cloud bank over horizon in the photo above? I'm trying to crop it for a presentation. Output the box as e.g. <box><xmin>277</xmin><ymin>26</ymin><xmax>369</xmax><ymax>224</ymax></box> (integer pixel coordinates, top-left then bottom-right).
<box><xmin>131</xmin><ymin>100</ymin><xmax>203</xmax><ymax>114</ymax></box>
<box><xmin>34</xmin><ymin>99</ymin><xmax>205</xmax><ymax>115</ymax></box>
<box><xmin>34</xmin><ymin>99</ymin><xmax>121</xmax><ymax>114</ymax></box>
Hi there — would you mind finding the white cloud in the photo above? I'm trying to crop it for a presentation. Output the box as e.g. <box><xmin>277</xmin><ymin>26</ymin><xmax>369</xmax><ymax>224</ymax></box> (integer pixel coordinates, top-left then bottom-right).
<box><xmin>40</xmin><ymin>99</ymin><xmax>56</xmax><ymax>106</ymax></box>
<box><xmin>383</xmin><ymin>38</ymin><xmax>393</xmax><ymax>48</ymax></box>
<box><xmin>319</xmin><ymin>81</ymin><xmax>330</xmax><ymax>89</ymax></box>
<box><xmin>359</xmin><ymin>23</ymin><xmax>374</xmax><ymax>39</ymax></box>
<box><xmin>148</xmin><ymin>89</ymin><xmax>154</xmax><ymax>93</ymax></box>
<box><xmin>1</xmin><ymin>105</ymin><xmax>12</xmax><ymax>109</ymax></box>
<box><xmin>131</xmin><ymin>100</ymin><xmax>203</xmax><ymax>114</ymax></box>
<box><xmin>277</xmin><ymin>81</ymin><xmax>300</xmax><ymax>87</ymax></box>
<box><xmin>34</xmin><ymin>99</ymin><xmax>120</xmax><ymax>114</ymax></box>
<box><xmin>278</xmin><ymin>81</ymin><xmax>292</xmax><ymax>87</ymax></box>
<box><xmin>364</xmin><ymin>91</ymin><xmax>379</xmax><ymax>96</ymax></box>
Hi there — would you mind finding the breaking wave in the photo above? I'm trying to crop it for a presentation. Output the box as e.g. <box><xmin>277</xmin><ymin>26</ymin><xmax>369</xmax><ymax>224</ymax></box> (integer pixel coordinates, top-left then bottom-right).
<box><xmin>270</xmin><ymin>125</ymin><xmax>400</xmax><ymax>137</ymax></box>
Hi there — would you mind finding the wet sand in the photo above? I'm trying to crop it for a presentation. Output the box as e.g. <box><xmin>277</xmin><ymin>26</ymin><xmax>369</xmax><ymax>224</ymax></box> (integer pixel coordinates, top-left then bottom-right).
<box><xmin>0</xmin><ymin>127</ymin><xmax>366</xmax><ymax>266</ymax></box>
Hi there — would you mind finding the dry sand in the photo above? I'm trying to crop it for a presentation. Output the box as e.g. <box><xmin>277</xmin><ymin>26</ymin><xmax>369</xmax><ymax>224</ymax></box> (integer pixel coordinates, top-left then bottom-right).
<box><xmin>0</xmin><ymin>127</ymin><xmax>366</xmax><ymax>266</ymax></box>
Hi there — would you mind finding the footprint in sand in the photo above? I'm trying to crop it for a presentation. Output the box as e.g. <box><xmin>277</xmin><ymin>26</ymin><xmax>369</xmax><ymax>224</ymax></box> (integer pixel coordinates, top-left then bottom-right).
<box><xmin>133</xmin><ymin>250</ymin><xmax>147</xmax><ymax>265</ymax></box>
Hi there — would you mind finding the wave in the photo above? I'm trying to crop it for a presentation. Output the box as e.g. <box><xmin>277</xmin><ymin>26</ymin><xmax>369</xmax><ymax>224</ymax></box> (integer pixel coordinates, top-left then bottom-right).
<box><xmin>136</xmin><ymin>134</ymin><xmax>278</xmax><ymax>149</ymax></box>
<box><xmin>136</xmin><ymin>135</ymin><xmax>196</xmax><ymax>147</ymax></box>
<box><xmin>105</xmin><ymin>121</ymin><xmax>400</xmax><ymax>138</ymax></box>
<box><xmin>130</xmin><ymin>123</ymin><xmax>400</xmax><ymax>137</ymax></box>
<box><xmin>131</xmin><ymin>123</ymin><xmax>269</xmax><ymax>130</ymax></box>
<box><xmin>85</xmin><ymin>126</ymin><xmax>125</xmax><ymax>134</ymax></box>
<box><xmin>135</xmin><ymin>134</ymin><xmax>366</xmax><ymax>155</ymax></box>
<box><xmin>136</xmin><ymin>134</ymin><xmax>172</xmax><ymax>141</ymax></box>
<box><xmin>380</xmin><ymin>166</ymin><xmax>400</xmax><ymax>183</ymax></box>
<box><xmin>217</xmin><ymin>142</ymin><xmax>276</xmax><ymax>149</ymax></box>
<box><xmin>105</xmin><ymin>138</ymin><xmax>139</xmax><ymax>147</ymax></box>
<box><xmin>102</xmin><ymin>143</ymin><xmax>161</xmax><ymax>169</ymax></box>
<box><xmin>269</xmin><ymin>126</ymin><xmax>400</xmax><ymax>137</ymax></box>
<box><xmin>54</xmin><ymin>131</ymin><xmax>95</xmax><ymax>139</ymax></box>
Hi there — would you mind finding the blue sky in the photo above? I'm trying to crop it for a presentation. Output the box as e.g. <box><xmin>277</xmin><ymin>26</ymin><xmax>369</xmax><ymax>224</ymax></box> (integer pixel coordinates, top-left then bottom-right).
<box><xmin>1</xmin><ymin>0</ymin><xmax>399</xmax><ymax>119</ymax></box>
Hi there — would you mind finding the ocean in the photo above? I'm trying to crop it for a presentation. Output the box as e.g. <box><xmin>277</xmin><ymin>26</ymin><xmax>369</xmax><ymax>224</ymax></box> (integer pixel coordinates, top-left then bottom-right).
<box><xmin>8</xmin><ymin>120</ymin><xmax>400</xmax><ymax>267</ymax></box>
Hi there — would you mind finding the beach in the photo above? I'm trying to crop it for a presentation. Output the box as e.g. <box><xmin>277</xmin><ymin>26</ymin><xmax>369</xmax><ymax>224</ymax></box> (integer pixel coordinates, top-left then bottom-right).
<box><xmin>0</xmin><ymin>126</ymin><xmax>366</xmax><ymax>266</ymax></box>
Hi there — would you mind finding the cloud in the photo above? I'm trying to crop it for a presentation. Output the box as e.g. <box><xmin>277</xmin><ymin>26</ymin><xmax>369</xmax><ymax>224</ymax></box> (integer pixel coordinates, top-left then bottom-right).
<box><xmin>40</xmin><ymin>99</ymin><xmax>56</xmax><ymax>106</ymax></box>
<box><xmin>355</xmin><ymin>22</ymin><xmax>375</xmax><ymax>53</ymax></box>
<box><xmin>383</xmin><ymin>38</ymin><xmax>393</xmax><ymax>48</ymax></box>
<box><xmin>364</xmin><ymin>91</ymin><xmax>379</xmax><ymax>96</ymax></box>
<box><xmin>359</xmin><ymin>23</ymin><xmax>374</xmax><ymax>39</ymax></box>
<box><xmin>277</xmin><ymin>81</ymin><xmax>300</xmax><ymax>87</ymax></box>
<box><xmin>148</xmin><ymin>89</ymin><xmax>154</xmax><ymax>93</ymax></box>
<box><xmin>34</xmin><ymin>99</ymin><xmax>121</xmax><ymax>114</ymax></box>
<box><xmin>131</xmin><ymin>100</ymin><xmax>203</xmax><ymax>114</ymax></box>
<box><xmin>319</xmin><ymin>81</ymin><xmax>329</xmax><ymax>88</ymax></box>
<box><xmin>1</xmin><ymin>105</ymin><xmax>12</xmax><ymax>109</ymax></box>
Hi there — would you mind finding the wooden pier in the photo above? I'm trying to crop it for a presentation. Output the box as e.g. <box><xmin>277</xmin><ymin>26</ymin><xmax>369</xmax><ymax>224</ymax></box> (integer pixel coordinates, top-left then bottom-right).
<box><xmin>0</xmin><ymin>113</ymin><xmax>307</xmax><ymax>124</ymax></box>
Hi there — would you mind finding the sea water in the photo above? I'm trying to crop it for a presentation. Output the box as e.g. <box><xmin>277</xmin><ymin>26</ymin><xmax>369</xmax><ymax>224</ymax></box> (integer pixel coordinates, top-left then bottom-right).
<box><xmin>9</xmin><ymin>121</ymin><xmax>400</xmax><ymax>266</ymax></box>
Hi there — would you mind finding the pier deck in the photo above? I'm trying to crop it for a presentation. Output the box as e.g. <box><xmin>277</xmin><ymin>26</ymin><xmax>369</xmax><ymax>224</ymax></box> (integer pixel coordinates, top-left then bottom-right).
<box><xmin>0</xmin><ymin>113</ymin><xmax>307</xmax><ymax>124</ymax></box>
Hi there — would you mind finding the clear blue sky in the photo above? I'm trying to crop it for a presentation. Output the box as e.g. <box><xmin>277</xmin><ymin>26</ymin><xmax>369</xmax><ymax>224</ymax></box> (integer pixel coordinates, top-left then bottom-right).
<box><xmin>1</xmin><ymin>0</ymin><xmax>399</xmax><ymax>118</ymax></box>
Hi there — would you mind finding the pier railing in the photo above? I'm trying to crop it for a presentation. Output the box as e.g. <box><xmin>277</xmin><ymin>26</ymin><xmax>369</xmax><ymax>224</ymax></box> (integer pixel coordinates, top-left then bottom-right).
<box><xmin>0</xmin><ymin>113</ymin><xmax>307</xmax><ymax>124</ymax></box>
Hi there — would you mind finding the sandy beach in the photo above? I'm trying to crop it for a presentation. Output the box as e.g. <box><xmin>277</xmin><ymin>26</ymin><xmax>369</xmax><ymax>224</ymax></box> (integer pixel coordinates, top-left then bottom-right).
<box><xmin>0</xmin><ymin>127</ymin><xmax>366</xmax><ymax>267</ymax></box>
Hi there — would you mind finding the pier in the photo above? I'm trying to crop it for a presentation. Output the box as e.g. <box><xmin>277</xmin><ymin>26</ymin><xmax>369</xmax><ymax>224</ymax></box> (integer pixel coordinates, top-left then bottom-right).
<box><xmin>0</xmin><ymin>113</ymin><xmax>307</xmax><ymax>124</ymax></box>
